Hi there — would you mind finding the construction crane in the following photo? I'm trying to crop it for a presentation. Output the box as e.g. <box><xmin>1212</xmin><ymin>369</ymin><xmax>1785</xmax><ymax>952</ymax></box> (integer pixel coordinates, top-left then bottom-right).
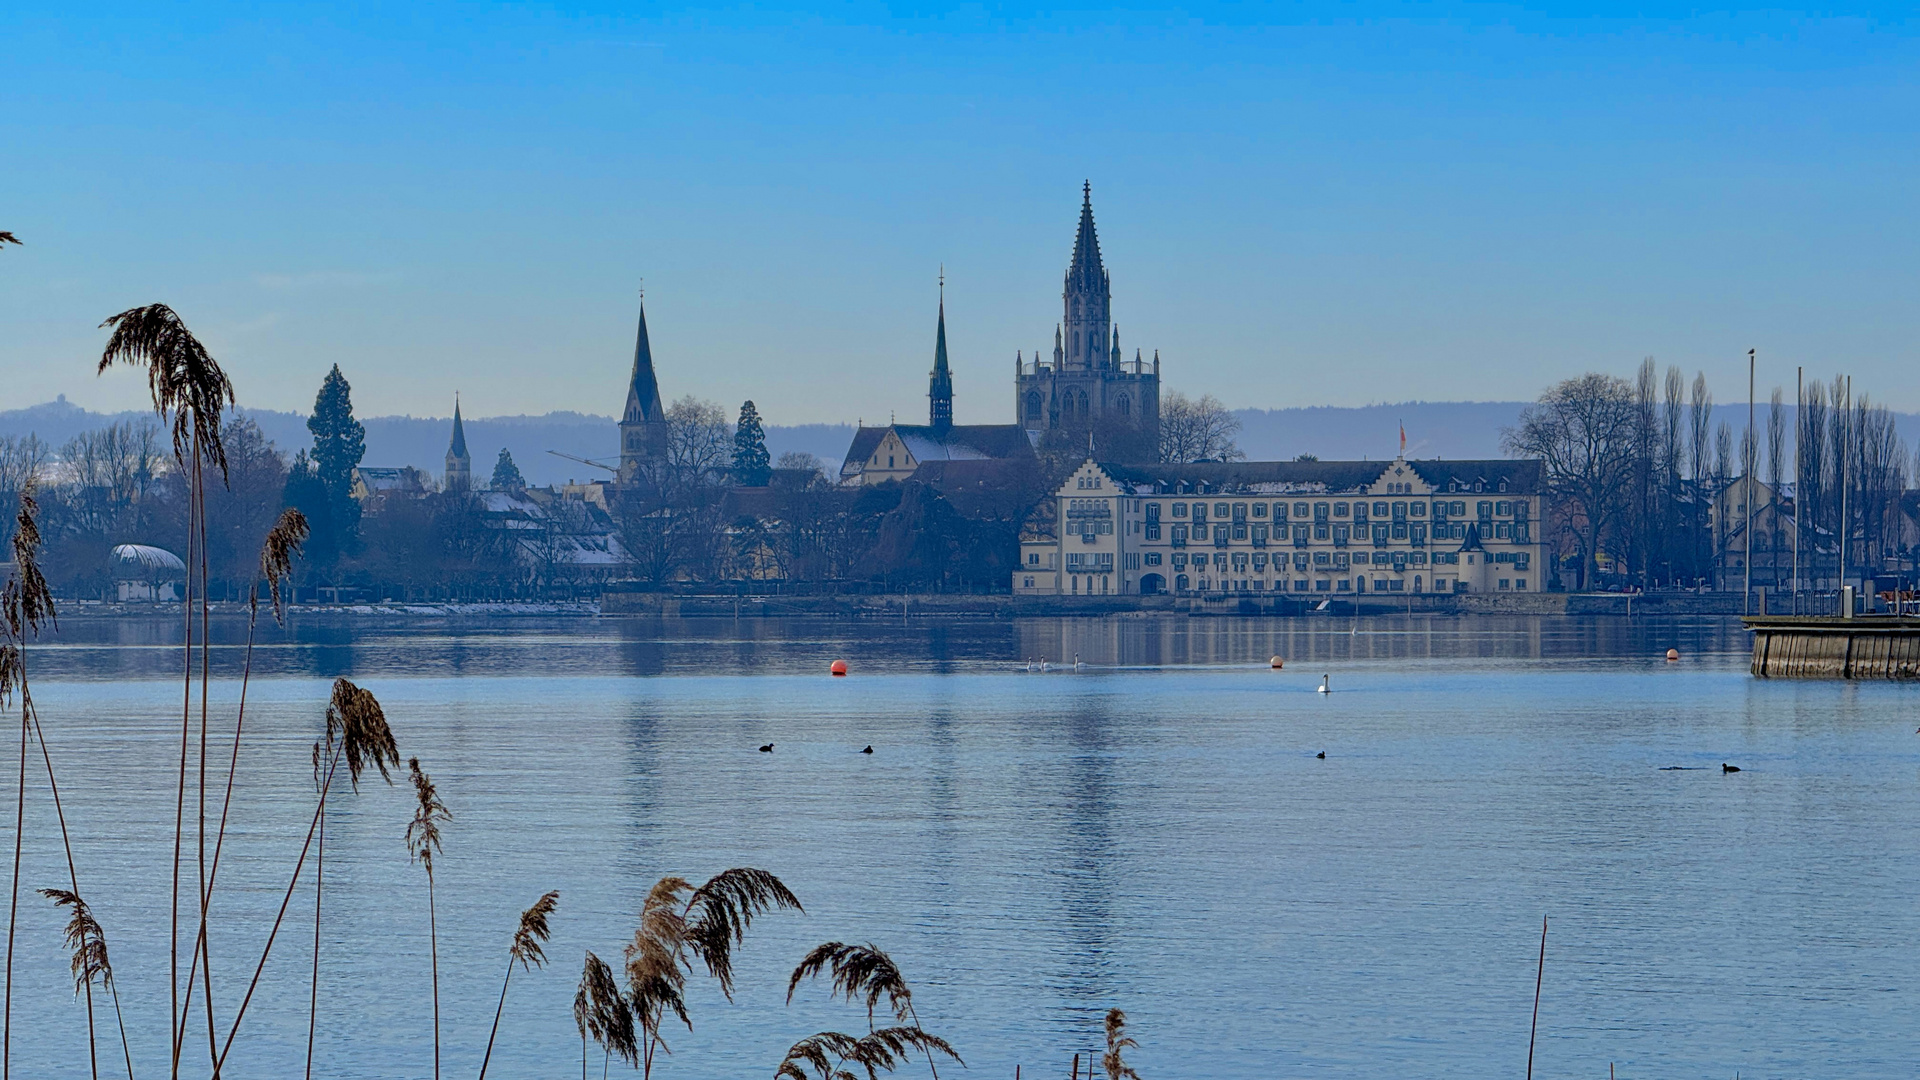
<box><xmin>546</xmin><ymin>450</ymin><xmax>619</xmax><ymax>475</ymax></box>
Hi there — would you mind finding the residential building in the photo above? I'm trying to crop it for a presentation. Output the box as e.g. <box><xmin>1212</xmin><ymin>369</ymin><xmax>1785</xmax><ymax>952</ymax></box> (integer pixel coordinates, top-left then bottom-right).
<box><xmin>1016</xmin><ymin>456</ymin><xmax>1549</xmax><ymax>597</ymax></box>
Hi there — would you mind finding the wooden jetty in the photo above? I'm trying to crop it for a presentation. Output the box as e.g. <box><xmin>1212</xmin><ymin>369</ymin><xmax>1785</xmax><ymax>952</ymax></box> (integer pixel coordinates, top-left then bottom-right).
<box><xmin>1744</xmin><ymin>615</ymin><xmax>1920</xmax><ymax>679</ymax></box>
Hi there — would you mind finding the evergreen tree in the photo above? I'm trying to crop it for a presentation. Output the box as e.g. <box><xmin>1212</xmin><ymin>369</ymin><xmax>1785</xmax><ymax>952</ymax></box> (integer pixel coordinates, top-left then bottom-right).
<box><xmin>491</xmin><ymin>448</ymin><xmax>525</xmax><ymax>490</ymax></box>
<box><xmin>307</xmin><ymin>364</ymin><xmax>366</xmax><ymax>548</ymax></box>
<box><xmin>731</xmin><ymin>400</ymin><xmax>771</xmax><ymax>486</ymax></box>
<box><xmin>282</xmin><ymin>449</ymin><xmax>339</xmax><ymax>570</ymax></box>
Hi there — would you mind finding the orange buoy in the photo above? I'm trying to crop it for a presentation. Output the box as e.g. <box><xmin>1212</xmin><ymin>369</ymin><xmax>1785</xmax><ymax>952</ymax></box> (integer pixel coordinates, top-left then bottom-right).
<box><xmin>1270</xmin><ymin>656</ymin><xmax>1285</xmax><ymax>669</ymax></box>
<box><xmin>830</xmin><ymin>659</ymin><xmax>848</xmax><ymax>676</ymax></box>
<box><xmin>1665</xmin><ymin>648</ymin><xmax>1680</xmax><ymax>662</ymax></box>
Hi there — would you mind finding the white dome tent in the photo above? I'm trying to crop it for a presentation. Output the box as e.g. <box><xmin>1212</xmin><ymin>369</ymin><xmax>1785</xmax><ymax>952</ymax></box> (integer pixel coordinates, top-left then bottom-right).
<box><xmin>110</xmin><ymin>544</ymin><xmax>186</xmax><ymax>602</ymax></box>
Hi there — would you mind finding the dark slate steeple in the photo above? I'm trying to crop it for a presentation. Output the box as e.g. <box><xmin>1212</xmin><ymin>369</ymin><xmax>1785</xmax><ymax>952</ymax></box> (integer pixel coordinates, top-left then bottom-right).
<box><xmin>623</xmin><ymin>300</ymin><xmax>664</xmax><ymax>426</ymax></box>
<box><xmin>619</xmin><ymin>295</ymin><xmax>670</xmax><ymax>480</ymax></box>
<box><xmin>444</xmin><ymin>394</ymin><xmax>472</xmax><ymax>491</ymax></box>
<box><xmin>929</xmin><ymin>272</ymin><xmax>953</xmax><ymax>430</ymax></box>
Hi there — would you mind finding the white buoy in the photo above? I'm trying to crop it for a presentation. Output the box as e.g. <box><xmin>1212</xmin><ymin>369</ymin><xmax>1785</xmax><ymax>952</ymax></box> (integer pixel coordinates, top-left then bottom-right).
<box><xmin>1318</xmin><ymin>674</ymin><xmax>1330</xmax><ymax>694</ymax></box>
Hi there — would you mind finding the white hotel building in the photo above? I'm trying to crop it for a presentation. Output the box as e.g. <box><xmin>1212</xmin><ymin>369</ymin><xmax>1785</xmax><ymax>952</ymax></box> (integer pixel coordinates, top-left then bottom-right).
<box><xmin>1016</xmin><ymin>456</ymin><xmax>1550</xmax><ymax>598</ymax></box>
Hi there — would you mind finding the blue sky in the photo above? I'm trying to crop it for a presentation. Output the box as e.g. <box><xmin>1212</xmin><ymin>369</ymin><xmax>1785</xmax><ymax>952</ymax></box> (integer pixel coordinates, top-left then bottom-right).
<box><xmin>4</xmin><ymin>3</ymin><xmax>1918</xmax><ymax>425</ymax></box>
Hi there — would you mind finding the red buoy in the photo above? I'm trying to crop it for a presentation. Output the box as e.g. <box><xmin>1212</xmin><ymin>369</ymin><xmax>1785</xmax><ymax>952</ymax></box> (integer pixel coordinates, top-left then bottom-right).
<box><xmin>830</xmin><ymin>659</ymin><xmax>848</xmax><ymax>676</ymax></box>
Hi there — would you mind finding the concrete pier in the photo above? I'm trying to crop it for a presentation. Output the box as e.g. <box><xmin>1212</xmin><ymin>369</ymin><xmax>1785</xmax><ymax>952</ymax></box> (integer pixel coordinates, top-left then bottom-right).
<box><xmin>1745</xmin><ymin>616</ymin><xmax>1920</xmax><ymax>679</ymax></box>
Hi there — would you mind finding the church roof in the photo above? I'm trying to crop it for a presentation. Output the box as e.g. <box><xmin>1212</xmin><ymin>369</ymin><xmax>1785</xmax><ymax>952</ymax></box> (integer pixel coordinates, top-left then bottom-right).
<box><xmin>840</xmin><ymin>423</ymin><xmax>1037</xmax><ymax>480</ymax></box>
<box><xmin>623</xmin><ymin>300</ymin><xmax>664</xmax><ymax>425</ymax></box>
<box><xmin>447</xmin><ymin>398</ymin><xmax>469</xmax><ymax>459</ymax></box>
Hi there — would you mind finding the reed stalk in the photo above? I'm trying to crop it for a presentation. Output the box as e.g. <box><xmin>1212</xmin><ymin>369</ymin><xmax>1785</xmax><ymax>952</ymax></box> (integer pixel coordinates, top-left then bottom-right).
<box><xmin>478</xmin><ymin>890</ymin><xmax>559</xmax><ymax>1080</ymax></box>
<box><xmin>406</xmin><ymin>757</ymin><xmax>450</xmax><ymax>1080</ymax></box>
<box><xmin>2</xmin><ymin>489</ymin><xmax>56</xmax><ymax>1080</ymax></box>
<box><xmin>213</xmin><ymin>678</ymin><xmax>395</xmax><ymax>1076</ymax></box>
<box><xmin>787</xmin><ymin>941</ymin><xmax>948</xmax><ymax>1079</ymax></box>
<box><xmin>97</xmin><ymin>302</ymin><xmax>234</xmax><ymax>1080</ymax></box>
<box><xmin>1100</xmin><ymin>1009</ymin><xmax>1140</xmax><ymax>1080</ymax></box>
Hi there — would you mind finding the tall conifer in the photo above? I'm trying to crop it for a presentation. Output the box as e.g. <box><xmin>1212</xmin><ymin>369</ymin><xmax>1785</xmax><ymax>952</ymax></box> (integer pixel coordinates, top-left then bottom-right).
<box><xmin>307</xmin><ymin>365</ymin><xmax>365</xmax><ymax>548</ymax></box>
<box><xmin>732</xmin><ymin>401</ymin><xmax>771</xmax><ymax>486</ymax></box>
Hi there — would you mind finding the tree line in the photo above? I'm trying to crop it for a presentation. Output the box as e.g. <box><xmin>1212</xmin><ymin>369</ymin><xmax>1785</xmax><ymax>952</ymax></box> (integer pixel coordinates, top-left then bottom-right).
<box><xmin>1506</xmin><ymin>360</ymin><xmax>1917</xmax><ymax>591</ymax></box>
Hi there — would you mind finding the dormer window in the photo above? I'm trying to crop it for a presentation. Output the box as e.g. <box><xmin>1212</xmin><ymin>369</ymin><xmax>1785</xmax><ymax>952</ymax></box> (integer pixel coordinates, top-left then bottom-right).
<box><xmin>1498</xmin><ymin>479</ymin><xmax>1508</xmax><ymax>493</ymax></box>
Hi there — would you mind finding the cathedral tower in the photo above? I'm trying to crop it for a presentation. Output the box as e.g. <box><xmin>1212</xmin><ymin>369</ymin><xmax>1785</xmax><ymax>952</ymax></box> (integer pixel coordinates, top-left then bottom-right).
<box><xmin>618</xmin><ymin>297</ymin><xmax>670</xmax><ymax>482</ymax></box>
<box><xmin>928</xmin><ymin>277</ymin><xmax>953</xmax><ymax>430</ymax></box>
<box><xmin>444</xmin><ymin>395</ymin><xmax>471</xmax><ymax>491</ymax></box>
<box><xmin>1062</xmin><ymin>181</ymin><xmax>1112</xmax><ymax>371</ymax></box>
<box><xmin>1012</xmin><ymin>184</ymin><xmax>1160</xmax><ymax>459</ymax></box>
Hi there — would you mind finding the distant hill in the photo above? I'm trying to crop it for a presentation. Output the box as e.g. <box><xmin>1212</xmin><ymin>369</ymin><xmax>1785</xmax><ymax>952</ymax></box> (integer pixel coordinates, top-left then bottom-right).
<box><xmin>7</xmin><ymin>397</ymin><xmax>1913</xmax><ymax>482</ymax></box>
<box><xmin>0</xmin><ymin>398</ymin><xmax>855</xmax><ymax>487</ymax></box>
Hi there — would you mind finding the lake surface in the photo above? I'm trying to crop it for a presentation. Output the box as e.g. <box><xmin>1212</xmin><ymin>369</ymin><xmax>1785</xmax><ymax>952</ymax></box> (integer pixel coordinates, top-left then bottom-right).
<box><xmin>6</xmin><ymin>613</ymin><xmax>1919</xmax><ymax>1078</ymax></box>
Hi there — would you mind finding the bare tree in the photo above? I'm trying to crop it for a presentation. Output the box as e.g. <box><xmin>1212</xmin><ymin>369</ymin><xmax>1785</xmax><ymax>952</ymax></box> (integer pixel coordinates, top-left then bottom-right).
<box><xmin>1503</xmin><ymin>373</ymin><xmax>1639</xmax><ymax>590</ymax></box>
<box><xmin>666</xmin><ymin>397</ymin><xmax>733</xmax><ymax>475</ymax></box>
<box><xmin>0</xmin><ymin>437</ymin><xmax>49</xmax><ymax>552</ymax></box>
<box><xmin>1688</xmin><ymin>372</ymin><xmax>1712</xmax><ymax>484</ymax></box>
<box><xmin>1156</xmin><ymin>392</ymin><xmax>1243</xmax><ymax>464</ymax></box>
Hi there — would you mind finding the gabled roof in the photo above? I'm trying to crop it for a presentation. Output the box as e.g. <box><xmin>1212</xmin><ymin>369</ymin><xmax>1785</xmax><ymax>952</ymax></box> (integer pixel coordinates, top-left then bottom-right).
<box><xmin>841</xmin><ymin>423</ymin><xmax>1037</xmax><ymax>480</ymax></box>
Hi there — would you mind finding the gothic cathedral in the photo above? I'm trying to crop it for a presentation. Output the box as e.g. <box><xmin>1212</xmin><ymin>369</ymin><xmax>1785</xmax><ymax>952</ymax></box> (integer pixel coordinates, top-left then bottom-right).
<box><xmin>1014</xmin><ymin>183</ymin><xmax>1160</xmax><ymax>455</ymax></box>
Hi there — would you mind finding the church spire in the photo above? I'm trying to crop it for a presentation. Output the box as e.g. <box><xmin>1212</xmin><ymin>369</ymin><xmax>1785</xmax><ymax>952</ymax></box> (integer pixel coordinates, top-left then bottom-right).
<box><xmin>929</xmin><ymin>269</ymin><xmax>953</xmax><ymax>430</ymax></box>
<box><xmin>1062</xmin><ymin>182</ymin><xmax>1112</xmax><ymax>370</ymax></box>
<box><xmin>623</xmin><ymin>297</ymin><xmax>664</xmax><ymax>425</ymax></box>
<box><xmin>618</xmin><ymin>291</ymin><xmax>670</xmax><ymax>481</ymax></box>
<box><xmin>444</xmin><ymin>393</ymin><xmax>472</xmax><ymax>492</ymax></box>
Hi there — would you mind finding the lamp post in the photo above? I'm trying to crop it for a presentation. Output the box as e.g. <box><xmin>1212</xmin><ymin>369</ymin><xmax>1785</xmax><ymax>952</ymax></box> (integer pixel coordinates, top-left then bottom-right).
<box><xmin>1746</xmin><ymin>348</ymin><xmax>1754</xmax><ymax>615</ymax></box>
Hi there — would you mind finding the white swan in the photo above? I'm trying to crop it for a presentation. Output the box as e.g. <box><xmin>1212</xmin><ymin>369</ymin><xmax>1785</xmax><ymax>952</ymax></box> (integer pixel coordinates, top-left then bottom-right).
<box><xmin>1318</xmin><ymin>674</ymin><xmax>1330</xmax><ymax>694</ymax></box>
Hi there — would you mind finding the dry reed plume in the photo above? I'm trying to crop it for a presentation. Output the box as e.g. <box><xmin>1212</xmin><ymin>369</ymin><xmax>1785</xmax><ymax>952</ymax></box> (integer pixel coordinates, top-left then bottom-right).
<box><xmin>38</xmin><ymin>889</ymin><xmax>134</xmax><ymax>1079</ymax></box>
<box><xmin>406</xmin><ymin>757</ymin><xmax>451</xmax><ymax>1080</ymax></box>
<box><xmin>785</xmin><ymin>942</ymin><xmax>955</xmax><ymax>1080</ymax></box>
<box><xmin>573</xmin><ymin>950</ymin><xmax>635</xmax><ymax>1079</ymax></box>
<box><xmin>773</xmin><ymin>1027</ymin><xmax>960</xmax><ymax>1080</ymax></box>
<box><xmin>1100</xmin><ymin>1009</ymin><xmax>1140</xmax><ymax>1080</ymax></box>
<box><xmin>478</xmin><ymin>890</ymin><xmax>561</xmax><ymax>1080</ymax></box>
<box><xmin>97</xmin><ymin>304</ymin><xmax>235</xmax><ymax>476</ymax></box>
<box><xmin>620</xmin><ymin>868</ymin><xmax>801</xmax><ymax>1079</ymax></box>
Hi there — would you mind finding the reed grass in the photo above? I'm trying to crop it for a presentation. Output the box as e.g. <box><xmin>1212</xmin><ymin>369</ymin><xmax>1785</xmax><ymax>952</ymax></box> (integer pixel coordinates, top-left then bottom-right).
<box><xmin>787</xmin><ymin>942</ymin><xmax>945</xmax><ymax>1078</ymax></box>
<box><xmin>573</xmin><ymin>950</ymin><xmax>634</xmax><ymax>1080</ymax></box>
<box><xmin>1100</xmin><ymin>1009</ymin><xmax>1140</xmax><ymax>1080</ymax></box>
<box><xmin>98</xmin><ymin>303</ymin><xmax>233</xmax><ymax>1078</ymax></box>
<box><xmin>2</xmin><ymin>490</ymin><xmax>56</xmax><ymax>1080</ymax></box>
<box><xmin>478</xmin><ymin>890</ymin><xmax>560</xmax><ymax>1080</ymax></box>
<box><xmin>407</xmin><ymin>757</ymin><xmax>451</xmax><ymax>1080</ymax></box>
<box><xmin>773</xmin><ymin>1027</ymin><xmax>959</xmax><ymax>1080</ymax></box>
<box><xmin>622</xmin><ymin>868</ymin><xmax>801</xmax><ymax>1080</ymax></box>
<box><xmin>214</xmin><ymin>679</ymin><xmax>398</xmax><ymax>1076</ymax></box>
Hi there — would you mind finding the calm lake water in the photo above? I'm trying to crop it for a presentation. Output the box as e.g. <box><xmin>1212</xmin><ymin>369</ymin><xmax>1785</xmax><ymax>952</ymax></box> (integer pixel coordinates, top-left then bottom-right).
<box><xmin>7</xmin><ymin>613</ymin><xmax>1919</xmax><ymax>1078</ymax></box>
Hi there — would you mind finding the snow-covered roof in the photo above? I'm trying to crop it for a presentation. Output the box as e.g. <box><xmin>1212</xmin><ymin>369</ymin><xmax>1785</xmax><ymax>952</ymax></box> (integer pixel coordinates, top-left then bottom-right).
<box><xmin>110</xmin><ymin>544</ymin><xmax>186</xmax><ymax>577</ymax></box>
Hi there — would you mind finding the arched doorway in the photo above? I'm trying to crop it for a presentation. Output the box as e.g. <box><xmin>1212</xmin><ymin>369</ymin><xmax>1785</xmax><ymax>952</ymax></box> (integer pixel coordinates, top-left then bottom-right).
<box><xmin>1174</xmin><ymin>573</ymin><xmax>1190</xmax><ymax>593</ymax></box>
<box><xmin>1140</xmin><ymin>573</ymin><xmax>1165</xmax><ymax>595</ymax></box>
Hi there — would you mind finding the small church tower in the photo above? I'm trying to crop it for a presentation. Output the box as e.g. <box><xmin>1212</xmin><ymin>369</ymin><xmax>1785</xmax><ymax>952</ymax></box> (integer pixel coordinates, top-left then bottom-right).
<box><xmin>619</xmin><ymin>296</ymin><xmax>670</xmax><ymax>482</ymax></box>
<box><xmin>928</xmin><ymin>275</ymin><xmax>953</xmax><ymax>430</ymax></box>
<box><xmin>444</xmin><ymin>395</ymin><xmax>471</xmax><ymax>492</ymax></box>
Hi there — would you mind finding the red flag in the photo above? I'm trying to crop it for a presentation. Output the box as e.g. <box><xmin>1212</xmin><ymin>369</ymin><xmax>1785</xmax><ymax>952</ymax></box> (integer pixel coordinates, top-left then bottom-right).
<box><xmin>1399</xmin><ymin>422</ymin><xmax>1406</xmax><ymax>455</ymax></box>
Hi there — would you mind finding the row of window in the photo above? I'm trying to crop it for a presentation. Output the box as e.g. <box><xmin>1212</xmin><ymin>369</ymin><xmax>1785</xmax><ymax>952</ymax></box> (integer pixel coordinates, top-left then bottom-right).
<box><xmin>1138</xmin><ymin>520</ymin><xmax>1531</xmax><ymax>545</ymax></box>
<box><xmin>1164</xmin><ymin>575</ymin><xmax>1475</xmax><ymax>593</ymax></box>
<box><xmin>1140</xmin><ymin>499</ymin><xmax>1529</xmax><ymax>523</ymax></box>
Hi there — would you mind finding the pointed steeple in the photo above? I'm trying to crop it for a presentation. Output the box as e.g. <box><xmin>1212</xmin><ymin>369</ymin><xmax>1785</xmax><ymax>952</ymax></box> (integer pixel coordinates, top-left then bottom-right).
<box><xmin>1067</xmin><ymin>180</ymin><xmax>1104</xmax><ymax>287</ymax></box>
<box><xmin>444</xmin><ymin>393</ymin><xmax>472</xmax><ymax>492</ymax></box>
<box><xmin>1061</xmin><ymin>182</ymin><xmax>1112</xmax><ymax>370</ymax></box>
<box><xmin>624</xmin><ymin>299</ymin><xmax>664</xmax><ymax>425</ymax></box>
<box><xmin>618</xmin><ymin>293</ymin><xmax>670</xmax><ymax>481</ymax></box>
<box><xmin>449</xmin><ymin>395</ymin><xmax>468</xmax><ymax>458</ymax></box>
<box><xmin>929</xmin><ymin>272</ymin><xmax>954</xmax><ymax>430</ymax></box>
